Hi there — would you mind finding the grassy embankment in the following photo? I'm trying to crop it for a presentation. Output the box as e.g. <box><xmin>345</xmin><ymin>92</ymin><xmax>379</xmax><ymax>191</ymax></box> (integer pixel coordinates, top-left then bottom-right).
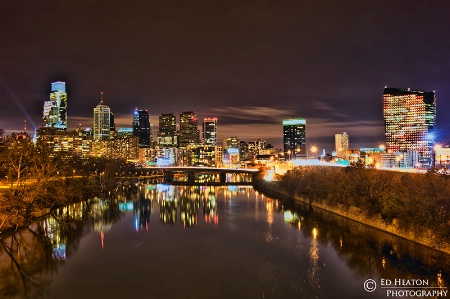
<box><xmin>254</xmin><ymin>164</ymin><xmax>450</xmax><ymax>254</ymax></box>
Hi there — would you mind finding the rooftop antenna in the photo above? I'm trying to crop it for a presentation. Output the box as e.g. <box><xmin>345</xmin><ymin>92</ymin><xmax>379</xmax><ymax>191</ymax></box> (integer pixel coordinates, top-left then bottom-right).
<box><xmin>100</xmin><ymin>91</ymin><xmax>104</xmax><ymax>103</ymax></box>
<box><xmin>24</xmin><ymin>119</ymin><xmax>27</xmax><ymax>132</ymax></box>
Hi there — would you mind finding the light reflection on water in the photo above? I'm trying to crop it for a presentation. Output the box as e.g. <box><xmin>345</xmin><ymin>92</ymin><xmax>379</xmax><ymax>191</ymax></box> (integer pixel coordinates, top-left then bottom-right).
<box><xmin>0</xmin><ymin>181</ymin><xmax>449</xmax><ymax>299</ymax></box>
<box><xmin>308</xmin><ymin>228</ymin><xmax>320</xmax><ymax>290</ymax></box>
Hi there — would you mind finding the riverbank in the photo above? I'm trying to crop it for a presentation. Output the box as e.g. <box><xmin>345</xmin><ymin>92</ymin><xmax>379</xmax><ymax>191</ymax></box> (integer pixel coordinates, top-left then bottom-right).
<box><xmin>254</xmin><ymin>174</ymin><xmax>450</xmax><ymax>255</ymax></box>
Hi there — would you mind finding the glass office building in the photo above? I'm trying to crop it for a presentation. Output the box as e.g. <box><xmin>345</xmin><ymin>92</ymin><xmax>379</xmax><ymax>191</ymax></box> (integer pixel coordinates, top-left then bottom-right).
<box><xmin>157</xmin><ymin>113</ymin><xmax>177</xmax><ymax>147</ymax></box>
<box><xmin>383</xmin><ymin>87</ymin><xmax>436</xmax><ymax>166</ymax></box>
<box><xmin>283</xmin><ymin>118</ymin><xmax>306</xmax><ymax>160</ymax></box>
<box><xmin>178</xmin><ymin>111</ymin><xmax>200</xmax><ymax>147</ymax></box>
<box><xmin>42</xmin><ymin>81</ymin><xmax>67</xmax><ymax>130</ymax></box>
<box><xmin>203</xmin><ymin>117</ymin><xmax>217</xmax><ymax>146</ymax></box>
<box><xmin>133</xmin><ymin>109</ymin><xmax>151</xmax><ymax>148</ymax></box>
<box><xmin>93</xmin><ymin>93</ymin><xmax>114</xmax><ymax>141</ymax></box>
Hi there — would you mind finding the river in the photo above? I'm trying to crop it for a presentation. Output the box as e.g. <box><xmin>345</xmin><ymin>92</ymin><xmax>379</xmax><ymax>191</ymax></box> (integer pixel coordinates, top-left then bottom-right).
<box><xmin>1</xmin><ymin>178</ymin><xmax>448</xmax><ymax>299</ymax></box>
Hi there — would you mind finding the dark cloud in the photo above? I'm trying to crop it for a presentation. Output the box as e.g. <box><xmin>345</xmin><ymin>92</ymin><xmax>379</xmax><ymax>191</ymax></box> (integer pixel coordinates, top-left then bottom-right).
<box><xmin>1</xmin><ymin>0</ymin><xmax>450</xmax><ymax>151</ymax></box>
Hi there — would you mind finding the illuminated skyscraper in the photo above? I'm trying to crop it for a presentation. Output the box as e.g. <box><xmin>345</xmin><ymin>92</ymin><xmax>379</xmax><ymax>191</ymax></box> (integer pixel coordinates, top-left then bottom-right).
<box><xmin>132</xmin><ymin>109</ymin><xmax>151</xmax><ymax>148</ymax></box>
<box><xmin>157</xmin><ymin>113</ymin><xmax>177</xmax><ymax>147</ymax></box>
<box><xmin>178</xmin><ymin>111</ymin><xmax>200</xmax><ymax>147</ymax></box>
<box><xmin>42</xmin><ymin>81</ymin><xmax>67</xmax><ymax>130</ymax></box>
<box><xmin>383</xmin><ymin>87</ymin><xmax>436</xmax><ymax>165</ymax></box>
<box><xmin>283</xmin><ymin>118</ymin><xmax>306</xmax><ymax>160</ymax></box>
<box><xmin>335</xmin><ymin>132</ymin><xmax>349</xmax><ymax>158</ymax></box>
<box><xmin>93</xmin><ymin>92</ymin><xmax>114</xmax><ymax>141</ymax></box>
<box><xmin>203</xmin><ymin>117</ymin><xmax>217</xmax><ymax>145</ymax></box>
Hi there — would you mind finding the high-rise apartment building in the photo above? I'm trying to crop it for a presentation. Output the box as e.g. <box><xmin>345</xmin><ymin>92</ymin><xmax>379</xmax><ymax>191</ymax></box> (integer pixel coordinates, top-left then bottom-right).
<box><xmin>37</xmin><ymin>127</ymin><xmax>92</xmax><ymax>159</ymax></box>
<box><xmin>178</xmin><ymin>111</ymin><xmax>200</xmax><ymax>147</ymax></box>
<box><xmin>203</xmin><ymin>117</ymin><xmax>217</xmax><ymax>145</ymax></box>
<box><xmin>335</xmin><ymin>132</ymin><xmax>349</xmax><ymax>158</ymax></box>
<box><xmin>383</xmin><ymin>87</ymin><xmax>436</xmax><ymax>165</ymax></box>
<box><xmin>157</xmin><ymin>113</ymin><xmax>177</xmax><ymax>147</ymax></box>
<box><xmin>93</xmin><ymin>93</ymin><xmax>114</xmax><ymax>141</ymax></box>
<box><xmin>42</xmin><ymin>81</ymin><xmax>67</xmax><ymax>130</ymax></box>
<box><xmin>283</xmin><ymin>118</ymin><xmax>306</xmax><ymax>160</ymax></box>
<box><xmin>132</xmin><ymin>109</ymin><xmax>151</xmax><ymax>148</ymax></box>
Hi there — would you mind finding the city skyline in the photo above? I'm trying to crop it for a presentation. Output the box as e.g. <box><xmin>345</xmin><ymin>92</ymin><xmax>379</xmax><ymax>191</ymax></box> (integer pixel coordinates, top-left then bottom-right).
<box><xmin>2</xmin><ymin>1</ymin><xmax>450</xmax><ymax>151</ymax></box>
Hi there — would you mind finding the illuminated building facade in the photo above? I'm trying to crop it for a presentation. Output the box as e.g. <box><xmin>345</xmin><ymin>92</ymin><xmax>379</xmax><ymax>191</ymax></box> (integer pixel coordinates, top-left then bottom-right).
<box><xmin>360</xmin><ymin>147</ymin><xmax>384</xmax><ymax>167</ymax></box>
<box><xmin>37</xmin><ymin>127</ymin><xmax>93</xmax><ymax>158</ymax></box>
<box><xmin>433</xmin><ymin>145</ymin><xmax>450</xmax><ymax>169</ymax></box>
<box><xmin>117</xmin><ymin>127</ymin><xmax>133</xmax><ymax>138</ymax></box>
<box><xmin>283</xmin><ymin>118</ymin><xmax>306</xmax><ymax>160</ymax></box>
<box><xmin>223</xmin><ymin>147</ymin><xmax>240</xmax><ymax>165</ymax></box>
<box><xmin>187</xmin><ymin>144</ymin><xmax>217</xmax><ymax>166</ymax></box>
<box><xmin>113</xmin><ymin>128</ymin><xmax>139</xmax><ymax>160</ymax></box>
<box><xmin>246</xmin><ymin>139</ymin><xmax>267</xmax><ymax>161</ymax></box>
<box><xmin>42</xmin><ymin>81</ymin><xmax>67</xmax><ymax>130</ymax></box>
<box><xmin>157</xmin><ymin>113</ymin><xmax>177</xmax><ymax>147</ymax></box>
<box><xmin>155</xmin><ymin>147</ymin><xmax>177</xmax><ymax>166</ymax></box>
<box><xmin>203</xmin><ymin>117</ymin><xmax>217</xmax><ymax>145</ymax></box>
<box><xmin>383</xmin><ymin>87</ymin><xmax>436</xmax><ymax>165</ymax></box>
<box><xmin>132</xmin><ymin>109</ymin><xmax>151</xmax><ymax>148</ymax></box>
<box><xmin>335</xmin><ymin>132</ymin><xmax>349</xmax><ymax>159</ymax></box>
<box><xmin>93</xmin><ymin>93</ymin><xmax>114</xmax><ymax>141</ymax></box>
<box><xmin>215</xmin><ymin>146</ymin><xmax>223</xmax><ymax>167</ymax></box>
<box><xmin>239</xmin><ymin>141</ymin><xmax>249</xmax><ymax>161</ymax></box>
<box><xmin>223</xmin><ymin>137</ymin><xmax>240</xmax><ymax>152</ymax></box>
<box><xmin>113</xmin><ymin>138</ymin><xmax>137</xmax><ymax>160</ymax></box>
<box><xmin>178</xmin><ymin>111</ymin><xmax>200</xmax><ymax>147</ymax></box>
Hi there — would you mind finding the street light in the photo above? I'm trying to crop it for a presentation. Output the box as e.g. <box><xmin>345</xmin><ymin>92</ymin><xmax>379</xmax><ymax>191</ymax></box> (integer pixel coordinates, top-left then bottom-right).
<box><xmin>310</xmin><ymin>146</ymin><xmax>318</xmax><ymax>157</ymax></box>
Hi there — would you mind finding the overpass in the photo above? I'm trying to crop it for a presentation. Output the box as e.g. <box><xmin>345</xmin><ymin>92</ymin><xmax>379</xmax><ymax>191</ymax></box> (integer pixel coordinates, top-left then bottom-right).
<box><xmin>143</xmin><ymin>166</ymin><xmax>261</xmax><ymax>183</ymax></box>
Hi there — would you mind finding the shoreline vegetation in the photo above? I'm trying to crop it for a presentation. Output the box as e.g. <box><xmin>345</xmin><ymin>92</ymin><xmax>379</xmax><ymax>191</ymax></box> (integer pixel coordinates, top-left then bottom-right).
<box><xmin>0</xmin><ymin>133</ymin><xmax>139</xmax><ymax>233</ymax></box>
<box><xmin>254</xmin><ymin>162</ymin><xmax>450</xmax><ymax>254</ymax></box>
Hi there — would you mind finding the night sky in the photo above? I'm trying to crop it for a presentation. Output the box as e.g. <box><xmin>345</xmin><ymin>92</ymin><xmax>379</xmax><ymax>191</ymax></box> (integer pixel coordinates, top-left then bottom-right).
<box><xmin>1</xmin><ymin>0</ymin><xmax>450</xmax><ymax>151</ymax></box>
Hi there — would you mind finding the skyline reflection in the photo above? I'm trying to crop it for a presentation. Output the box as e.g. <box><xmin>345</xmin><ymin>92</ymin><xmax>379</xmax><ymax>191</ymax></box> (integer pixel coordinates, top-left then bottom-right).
<box><xmin>0</xmin><ymin>181</ymin><xmax>448</xmax><ymax>298</ymax></box>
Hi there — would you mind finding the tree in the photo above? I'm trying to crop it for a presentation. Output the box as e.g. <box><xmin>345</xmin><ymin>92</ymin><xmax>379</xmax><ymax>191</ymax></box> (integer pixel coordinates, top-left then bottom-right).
<box><xmin>1</xmin><ymin>133</ymin><xmax>35</xmax><ymax>186</ymax></box>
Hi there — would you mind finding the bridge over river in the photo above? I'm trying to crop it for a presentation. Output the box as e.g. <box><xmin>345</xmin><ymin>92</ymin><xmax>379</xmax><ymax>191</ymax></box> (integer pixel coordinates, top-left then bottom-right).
<box><xmin>142</xmin><ymin>166</ymin><xmax>261</xmax><ymax>183</ymax></box>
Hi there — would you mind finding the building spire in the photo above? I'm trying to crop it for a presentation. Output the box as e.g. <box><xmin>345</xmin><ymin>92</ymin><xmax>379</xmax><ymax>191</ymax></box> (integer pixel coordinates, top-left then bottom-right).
<box><xmin>100</xmin><ymin>91</ymin><xmax>104</xmax><ymax>103</ymax></box>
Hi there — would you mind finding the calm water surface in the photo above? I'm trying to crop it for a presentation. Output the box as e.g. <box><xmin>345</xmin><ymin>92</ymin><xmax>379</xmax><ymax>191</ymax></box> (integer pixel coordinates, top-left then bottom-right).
<box><xmin>1</xmin><ymin>181</ymin><xmax>448</xmax><ymax>299</ymax></box>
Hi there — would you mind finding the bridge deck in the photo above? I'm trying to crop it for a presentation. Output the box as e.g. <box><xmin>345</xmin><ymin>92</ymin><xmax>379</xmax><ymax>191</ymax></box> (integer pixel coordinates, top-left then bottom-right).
<box><xmin>144</xmin><ymin>166</ymin><xmax>260</xmax><ymax>173</ymax></box>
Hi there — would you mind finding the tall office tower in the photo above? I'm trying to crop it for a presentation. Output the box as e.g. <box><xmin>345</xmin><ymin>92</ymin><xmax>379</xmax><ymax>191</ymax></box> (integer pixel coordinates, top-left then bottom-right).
<box><xmin>42</xmin><ymin>81</ymin><xmax>67</xmax><ymax>130</ymax></box>
<box><xmin>283</xmin><ymin>118</ymin><xmax>306</xmax><ymax>160</ymax></box>
<box><xmin>203</xmin><ymin>117</ymin><xmax>217</xmax><ymax>145</ymax></box>
<box><xmin>132</xmin><ymin>109</ymin><xmax>151</xmax><ymax>148</ymax></box>
<box><xmin>157</xmin><ymin>113</ymin><xmax>178</xmax><ymax>147</ymax></box>
<box><xmin>383</xmin><ymin>87</ymin><xmax>436</xmax><ymax>164</ymax></box>
<box><xmin>93</xmin><ymin>92</ymin><xmax>114</xmax><ymax>141</ymax></box>
<box><xmin>178</xmin><ymin>111</ymin><xmax>200</xmax><ymax>147</ymax></box>
<box><xmin>335</xmin><ymin>132</ymin><xmax>349</xmax><ymax>158</ymax></box>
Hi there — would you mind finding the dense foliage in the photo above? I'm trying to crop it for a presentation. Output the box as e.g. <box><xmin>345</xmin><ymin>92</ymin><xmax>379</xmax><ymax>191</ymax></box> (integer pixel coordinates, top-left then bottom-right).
<box><xmin>279</xmin><ymin>163</ymin><xmax>450</xmax><ymax>243</ymax></box>
<box><xmin>0</xmin><ymin>132</ymin><xmax>135</xmax><ymax>231</ymax></box>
